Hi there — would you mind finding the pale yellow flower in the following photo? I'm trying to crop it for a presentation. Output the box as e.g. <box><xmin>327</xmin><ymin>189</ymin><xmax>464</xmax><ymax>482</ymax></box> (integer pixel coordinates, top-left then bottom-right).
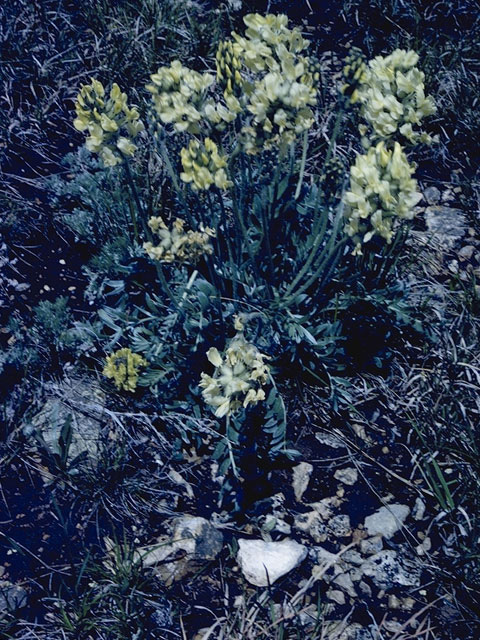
<box><xmin>143</xmin><ymin>216</ymin><xmax>215</xmax><ymax>263</ymax></box>
<box><xmin>200</xmin><ymin>335</ymin><xmax>270</xmax><ymax>418</ymax></box>
<box><xmin>180</xmin><ymin>138</ymin><xmax>232</xmax><ymax>191</ymax></box>
<box><xmin>343</xmin><ymin>141</ymin><xmax>422</xmax><ymax>253</ymax></box>
<box><xmin>147</xmin><ymin>61</ymin><xmax>214</xmax><ymax>134</ymax></box>
<box><xmin>355</xmin><ymin>49</ymin><xmax>436</xmax><ymax>144</ymax></box>
<box><xmin>74</xmin><ymin>79</ymin><xmax>144</xmax><ymax>166</ymax></box>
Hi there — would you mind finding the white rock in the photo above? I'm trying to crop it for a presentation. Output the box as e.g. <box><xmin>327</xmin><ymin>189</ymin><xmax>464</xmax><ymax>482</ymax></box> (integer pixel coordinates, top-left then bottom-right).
<box><xmin>334</xmin><ymin>467</ymin><xmax>358</xmax><ymax>486</ymax></box>
<box><xmin>412</xmin><ymin>497</ymin><xmax>426</xmax><ymax>521</ymax></box>
<box><xmin>416</xmin><ymin>537</ymin><xmax>432</xmax><ymax>556</ymax></box>
<box><xmin>364</xmin><ymin>504</ymin><xmax>410</xmax><ymax>539</ymax></box>
<box><xmin>292</xmin><ymin>462</ymin><xmax>313</xmax><ymax>501</ymax></box>
<box><xmin>327</xmin><ymin>589</ymin><xmax>346</xmax><ymax>605</ymax></box>
<box><xmin>237</xmin><ymin>539</ymin><xmax>307</xmax><ymax>587</ymax></box>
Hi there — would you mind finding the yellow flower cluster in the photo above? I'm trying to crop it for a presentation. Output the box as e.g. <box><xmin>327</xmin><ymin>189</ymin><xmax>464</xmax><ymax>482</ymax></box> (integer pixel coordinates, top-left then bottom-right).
<box><xmin>232</xmin><ymin>13</ymin><xmax>308</xmax><ymax>74</ymax></box>
<box><xmin>143</xmin><ymin>216</ymin><xmax>215</xmax><ymax>263</ymax></box>
<box><xmin>204</xmin><ymin>40</ymin><xmax>245</xmax><ymax>130</ymax></box>
<box><xmin>343</xmin><ymin>141</ymin><xmax>422</xmax><ymax>255</ymax></box>
<box><xmin>103</xmin><ymin>348</ymin><xmax>148</xmax><ymax>392</ymax></box>
<box><xmin>180</xmin><ymin>138</ymin><xmax>232</xmax><ymax>191</ymax></box>
<box><xmin>73</xmin><ymin>79</ymin><xmax>144</xmax><ymax>167</ymax></box>
<box><xmin>216</xmin><ymin>39</ymin><xmax>244</xmax><ymax>96</ymax></box>
<box><xmin>199</xmin><ymin>335</ymin><xmax>270</xmax><ymax>418</ymax></box>
<box><xmin>242</xmin><ymin>65</ymin><xmax>316</xmax><ymax>153</ymax></box>
<box><xmin>340</xmin><ymin>47</ymin><xmax>367</xmax><ymax>104</ymax></box>
<box><xmin>146</xmin><ymin>61</ymin><xmax>214</xmax><ymax>134</ymax></box>
<box><xmin>229</xmin><ymin>14</ymin><xmax>317</xmax><ymax>153</ymax></box>
<box><xmin>356</xmin><ymin>49</ymin><xmax>436</xmax><ymax>144</ymax></box>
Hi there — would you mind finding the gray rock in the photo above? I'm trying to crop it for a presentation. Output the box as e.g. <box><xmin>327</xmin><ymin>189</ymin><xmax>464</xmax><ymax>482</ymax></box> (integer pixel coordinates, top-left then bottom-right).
<box><xmin>360</xmin><ymin>550</ymin><xmax>421</xmax><ymax>589</ymax></box>
<box><xmin>424</xmin><ymin>206</ymin><xmax>467</xmax><ymax>249</ymax></box>
<box><xmin>294</xmin><ymin>511</ymin><xmax>328</xmax><ymax>543</ymax></box>
<box><xmin>359</xmin><ymin>580</ymin><xmax>372</xmax><ymax>597</ymax></box>
<box><xmin>237</xmin><ymin>539</ymin><xmax>307</xmax><ymax>587</ymax></box>
<box><xmin>360</xmin><ymin>535</ymin><xmax>383</xmax><ymax>555</ymax></box>
<box><xmin>329</xmin><ymin>514</ymin><xmax>351</xmax><ymax>537</ymax></box>
<box><xmin>333</xmin><ymin>571</ymin><xmax>357</xmax><ymax>597</ymax></box>
<box><xmin>334</xmin><ymin>467</ymin><xmax>358</xmax><ymax>486</ymax></box>
<box><xmin>310</xmin><ymin>545</ymin><xmax>342</xmax><ymax>569</ymax></box>
<box><xmin>364</xmin><ymin>504</ymin><xmax>410</xmax><ymax>539</ymax></box>
<box><xmin>140</xmin><ymin>516</ymin><xmax>223</xmax><ymax>584</ymax></box>
<box><xmin>316</xmin><ymin>432</ymin><xmax>346</xmax><ymax>449</ymax></box>
<box><xmin>30</xmin><ymin>377</ymin><xmax>105</xmax><ymax>463</ymax></box>
<box><xmin>458</xmin><ymin>245</ymin><xmax>475</xmax><ymax>261</ymax></box>
<box><xmin>423</xmin><ymin>186</ymin><xmax>441</xmax><ymax>205</ymax></box>
<box><xmin>0</xmin><ymin>584</ymin><xmax>27</xmax><ymax>611</ymax></box>
<box><xmin>342</xmin><ymin>550</ymin><xmax>363</xmax><ymax>565</ymax></box>
<box><xmin>292</xmin><ymin>462</ymin><xmax>313</xmax><ymax>502</ymax></box>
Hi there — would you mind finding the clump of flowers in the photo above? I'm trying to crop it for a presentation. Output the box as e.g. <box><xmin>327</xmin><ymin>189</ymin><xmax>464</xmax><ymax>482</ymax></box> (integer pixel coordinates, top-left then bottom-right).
<box><xmin>199</xmin><ymin>335</ymin><xmax>270</xmax><ymax>418</ymax></box>
<box><xmin>355</xmin><ymin>49</ymin><xmax>436</xmax><ymax>145</ymax></box>
<box><xmin>340</xmin><ymin>47</ymin><xmax>367</xmax><ymax>104</ymax></box>
<box><xmin>216</xmin><ymin>39</ymin><xmax>244</xmax><ymax>97</ymax></box>
<box><xmin>230</xmin><ymin>13</ymin><xmax>317</xmax><ymax>153</ymax></box>
<box><xmin>242</xmin><ymin>65</ymin><xmax>317</xmax><ymax>153</ymax></box>
<box><xmin>73</xmin><ymin>79</ymin><xmax>144</xmax><ymax>167</ymax></box>
<box><xmin>232</xmin><ymin>13</ymin><xmax>309</xmax><ymax>74</ymax></box>
<box><xmin>143</xmin><ymin>216</ymin><xmax>215</xmax><ymax>263</ymax></box>
<box><xmin>180</xmin><ymin>138</ymin><xmax>232</xmax><ymax>190</ymax></box>
<box><xmin>146</xmin><ymin>61</ymin><xmax>214</xmax><ymax>134</ymax></box>
<box><xmin>343</xmin><ymin>141</ymin><xmax>422</xmax><ymax>255</ymax></box>
<box><xmin>103</xmin><ymin>348</ymin><xmax>148</xmax><ymax>392</ymax></box>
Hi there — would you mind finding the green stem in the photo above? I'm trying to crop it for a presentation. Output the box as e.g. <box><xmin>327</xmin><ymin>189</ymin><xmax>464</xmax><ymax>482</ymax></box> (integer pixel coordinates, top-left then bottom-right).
<box><xmin>294</xmin><ymin>130</ymin><xmax>309</xmax><ymax>200</ymax></box>
<box><xmin>282</xmin><ymin>107</ymin><xmax>346</xmax><ymax>299</ymax></box>
<box><xmin>157</xmin><ymin>139</ymin><xmax>194</xmax><ymax>227</ymax></box>
<box><xmin>281</xmin><ymin>186</ymin><xmax>326</xmax><ymax>298</ymax></box>
<box><xmin>226</xmin><ymin>415</ymin><xmax>239</xmax><ymax>479</ymax></box>
<box><xmin>154</xmin><ymin>261</ymin><xmax>184</xmax><ymax>316</ymax></box>
<box><xmin>123</xmin><ymin>161</ymin><xmax>141</xmax><ymax>242</ymax></box>
<box><xmin>215</xmin><ymin>188</ymin><xmax>237</xmax><ymax>298</ymax></box>
<box><xmin>283</xmin><ymin>237</ymin><xmax>348</xmax><ymax>306</ymax></box>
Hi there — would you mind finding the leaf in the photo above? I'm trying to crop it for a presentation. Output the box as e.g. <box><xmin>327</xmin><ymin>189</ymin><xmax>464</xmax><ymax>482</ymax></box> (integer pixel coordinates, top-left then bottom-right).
<box><xmin>59</xmin><ymin>415</ymin><xmax>73</xmax><ymax>465</ymax></box>
<box><xmin>98</xmin><ymin>308</ymin><xmax>121</xmax><ymax>331</ymax></box>
<box><xmin>218</xmin><ymin>457</ymin><xmax>231</xmax><ymax>477</ymax></box>
<box><xmin>197</xmin><ymin>291</ymin><xmax>210</xmax><ymax>311</ymax></box>
<box><xmin>212</xmin><ymin>439</ymin><xmax>227</xmax><ymax>461</ymax></box>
